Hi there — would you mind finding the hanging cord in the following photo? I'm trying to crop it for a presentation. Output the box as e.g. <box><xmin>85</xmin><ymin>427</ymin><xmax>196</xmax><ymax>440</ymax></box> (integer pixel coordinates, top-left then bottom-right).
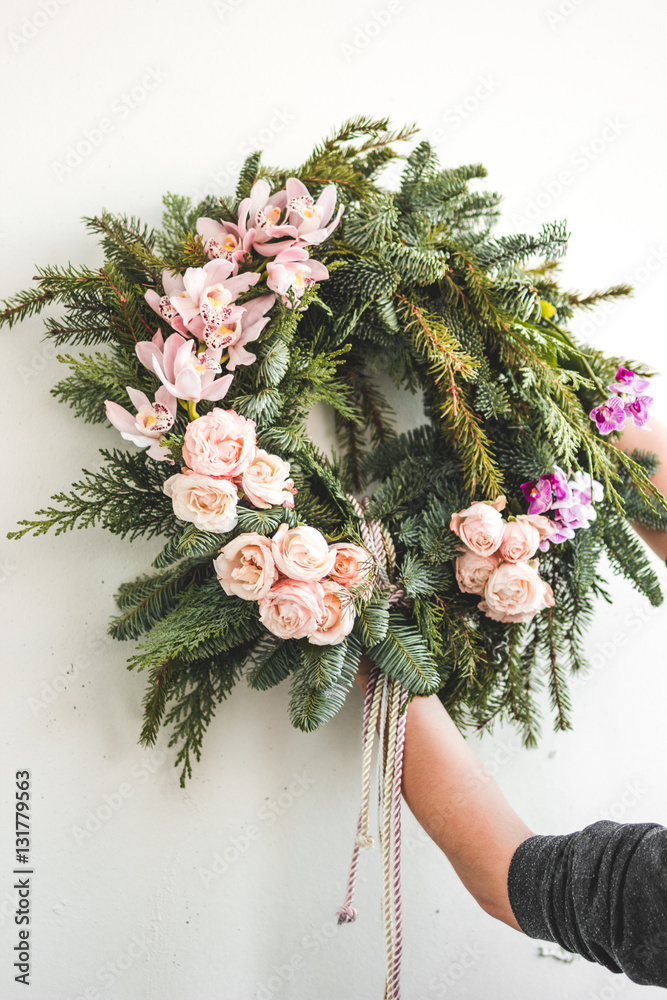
<box><xmin>336</xmin><ymin>495</ymin><xmax>410</xmax><ymax>998</ymax></box>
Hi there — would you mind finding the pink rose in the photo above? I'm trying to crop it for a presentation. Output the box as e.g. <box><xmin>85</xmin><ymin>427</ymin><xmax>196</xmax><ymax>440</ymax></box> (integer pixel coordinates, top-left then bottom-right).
<box><xmin>498</xmin><ymin>519</ymin><xmax>540</xmax><ymax>564</ymax></box>
<box><xmin>271</xmin><ymin>523</ymin><xmax>335</xmax><ymax>582</ymax></box>
<box><xmin>455</xmin><ymin>549</ymin><xmax>500</xmax><ymax>596</ymax></box>
<box><xmin>479</xmin><ymin>561</ymin><xmax>555</xmax><ymax>624</ymax></box>
<box><xmin>182</xmin><ymin>408</ymin><xmax>256</xmax><ymax>478</ymax></box>
<box><xmin>450</xmin><ymin>497</ymin><xmax>506</xmax><ymax>556</ymax></box>
<box><xmin>163</xmin><ymin>469</ymin><xmax>238</xmax><ymax>532</ymax></box>
<box><xmin>258</xmin><ymin>579</ymin><xmax>326</xmax><ymax>640</ymax></box>
<box><xmin>516</xmin><ymin>513</ymin><xmax>555</xmax><ymax>540</ymax></box>
<box><xmin>308</xmin><ymin>581</ymin><xmax>355</xmax><ymax>646</ymax></box>
<box><xmin>328</xmin><ymin>543</ymin><xmax>373</xmax><ymax>593</ymax></box>
<box><xmin>214</xmin><ymin>533</ymin><xmax>278</xmax><ymax>600</ymax></box>
<box><xmin>241</xmin><ymin>449</ymin><xmax>295</xmax><ymax>509</ymax></box>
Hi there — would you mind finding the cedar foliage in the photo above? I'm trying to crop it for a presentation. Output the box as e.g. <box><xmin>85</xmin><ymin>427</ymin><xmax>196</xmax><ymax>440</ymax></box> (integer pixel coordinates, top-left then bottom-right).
<box><xmin>2</xmin><ymin>117</ymin><xmax>665</xmax><ymax>782</ymax></box>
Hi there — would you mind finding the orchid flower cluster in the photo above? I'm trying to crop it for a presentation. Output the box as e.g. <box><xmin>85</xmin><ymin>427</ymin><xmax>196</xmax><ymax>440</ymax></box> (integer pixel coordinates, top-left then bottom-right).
<box><xmin>590</xmin><ymin>367</ymin><xmax>653</xmax><ymax>435</ymax></box>
<box><xmin>104</xmin><ymin>177</ymin><xmax>343</xmax><ymax>462</ymax></box>
<box><xmin>450</xmin><ymin>497</ymin><xmax>555</xmax><ymax>624</ymax></box>
<box><xmin>214</xmin><ymin>526</ymin><xmax>372</xmax><ymax>646</ymax></box>
<box><xmin>521</xmin><ymin>468</ymin><xmax>604</xmax><ymax>549</ymax></box>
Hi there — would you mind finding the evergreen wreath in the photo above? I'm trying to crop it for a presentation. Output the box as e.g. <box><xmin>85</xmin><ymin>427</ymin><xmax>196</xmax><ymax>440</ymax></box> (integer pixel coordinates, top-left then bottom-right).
<box><xmin>3</xmin><ymin>116</ymin><xmax>666</xmax><ymax>790</ymax></box>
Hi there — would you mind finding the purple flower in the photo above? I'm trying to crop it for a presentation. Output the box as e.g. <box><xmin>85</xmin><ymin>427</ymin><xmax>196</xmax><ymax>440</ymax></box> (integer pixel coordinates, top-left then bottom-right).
<box><xmin>547</xmin><ymin>467</ymin><xmax>572</xmax><ymax>506</ymax></box>
<box><xmin>520</xmin><ymin>476</ymin><xmax>553</xmax><ymax>514</ymax></box>
<box><xmin>624</xmin><ymin>395</ymin><xmax>653</xmax><ymax>428</ymax></box>
<box><xmin>590</xmin><ymin>395</ymin><xmax>626</xmax><ymax>434</ymax></box>
<box><xmin>607</xmin><ymin>366</ymin><xmax>651</xmax><ymax>397</ymax></box>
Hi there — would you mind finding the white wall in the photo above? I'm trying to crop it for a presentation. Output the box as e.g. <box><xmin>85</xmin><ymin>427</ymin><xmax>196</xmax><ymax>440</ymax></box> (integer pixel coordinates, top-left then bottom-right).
<box><xmin>2</xmin><ymin>1</ymin><xmax>667</xmax><ymax>997</ymax></box>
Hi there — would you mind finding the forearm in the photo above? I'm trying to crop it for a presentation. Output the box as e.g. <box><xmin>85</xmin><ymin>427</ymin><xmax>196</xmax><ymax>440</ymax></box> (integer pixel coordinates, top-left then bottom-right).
<box><xmin>617</xmin><ymin>415</ymin><xmax>667</xmax><ymax>560</ymax></box>
<box><xmin>356</xmin><ymin>661</ymin><xmax>532</xmax><ymax>929</ymax></box>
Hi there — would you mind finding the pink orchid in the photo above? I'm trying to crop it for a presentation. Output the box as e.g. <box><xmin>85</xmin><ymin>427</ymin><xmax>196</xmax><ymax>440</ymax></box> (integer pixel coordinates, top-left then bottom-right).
<box><xmin>196</xmin><ymin>216</ymin><xmax>255</xmax><ymax>273</ymax></box>
<box><xmin>201</xmin><ymin>293</ymin><xmax>276</xmax><ymax>370</ymax></box>
<box><xmin>136</xmin><ymin>330</ymin><xmax>233</xmax><ymax>403</ymax></box>
<box><xmin>237</xmin><ymin>179</ymin><xmax>297</xmax><ymax>255</ymax></box>
<box><xmin>285</xmin><ymin>177</ymin><xmax>344</xmax><ymax>245</ymax></box>
<box><xmin>266</xmin><ymin>247</ymin><xmax>329</xmax><ymax>307</ymax></box>
<box><xmin>104</xmin><ymin>385</ymin><xmax>176</xmax><ymax>461</ymax></box>
<box><xmin>144</xmin><ymin>268</ymin><xmax>189</xmax><ymax>334</ymax></box>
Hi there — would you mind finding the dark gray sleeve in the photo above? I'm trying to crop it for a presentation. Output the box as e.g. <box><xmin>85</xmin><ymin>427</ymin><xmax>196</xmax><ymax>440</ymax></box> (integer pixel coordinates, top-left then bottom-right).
<box><xmin>507</xmin><ymin>820</ymin><xmax>667</xmax><ymax>988</ymax></box>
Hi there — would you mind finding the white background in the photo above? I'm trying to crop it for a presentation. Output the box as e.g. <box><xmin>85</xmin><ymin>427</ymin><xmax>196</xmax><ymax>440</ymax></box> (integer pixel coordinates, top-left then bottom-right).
<box><xmin>1</xmin><ymin>0</ymin><xmax>667</xmax><ymax>998</ymax></box>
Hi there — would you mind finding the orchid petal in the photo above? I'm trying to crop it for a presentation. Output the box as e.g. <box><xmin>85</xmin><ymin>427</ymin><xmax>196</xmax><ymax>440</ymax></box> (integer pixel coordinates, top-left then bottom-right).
<box><xmin>200</xmin><ymin>374</ymin><xmax>234</xmax><ymax>401</ymax></box>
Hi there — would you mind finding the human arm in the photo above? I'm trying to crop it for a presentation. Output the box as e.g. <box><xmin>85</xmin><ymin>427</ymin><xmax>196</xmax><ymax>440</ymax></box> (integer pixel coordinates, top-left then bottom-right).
<box><xmin>616</xmin><ymin>415</ymin><xmax>667</xmax><ymax>560</ymax></box>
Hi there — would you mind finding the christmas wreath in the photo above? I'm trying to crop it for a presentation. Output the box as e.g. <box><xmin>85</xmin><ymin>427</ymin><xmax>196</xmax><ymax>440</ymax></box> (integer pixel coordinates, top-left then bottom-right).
<box><xmin>4</xmin><ymin>116</ymin><xmax>666</xmax><ymax>998</ymax></box>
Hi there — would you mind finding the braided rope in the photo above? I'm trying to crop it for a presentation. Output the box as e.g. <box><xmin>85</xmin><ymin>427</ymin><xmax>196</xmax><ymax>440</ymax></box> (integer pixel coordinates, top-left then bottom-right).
<box><xmin>389</xmin><ymin>688</ymin><xmax>408</xmax><ymax>997</ymax></box>
<box><xmin>336</xmin><ymin>663</ymin><xmax>382</xmax><ymax>924</ymax></box>
<box><xmin>381</xmin><ymin>680</ymin><xmax>401</xmax><ymax>999</ymax></box>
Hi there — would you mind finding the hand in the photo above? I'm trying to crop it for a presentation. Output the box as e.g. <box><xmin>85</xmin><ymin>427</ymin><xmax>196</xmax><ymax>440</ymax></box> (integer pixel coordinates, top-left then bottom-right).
<box><xmin>355</xmin><ymin>654</ymin><xmax>373</xmax><ymax>694</ymax></box>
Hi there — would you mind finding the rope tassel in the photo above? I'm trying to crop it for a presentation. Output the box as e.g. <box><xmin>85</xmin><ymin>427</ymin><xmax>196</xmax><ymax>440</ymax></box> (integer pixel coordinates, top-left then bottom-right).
<box><xmin>337</xmin><ymin>665</ymin><xmax>409</xmax><ymax>1000</ymax></box>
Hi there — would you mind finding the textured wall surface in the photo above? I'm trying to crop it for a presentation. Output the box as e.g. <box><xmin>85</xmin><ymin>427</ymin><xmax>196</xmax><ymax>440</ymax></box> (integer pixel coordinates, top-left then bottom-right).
<box><xmin>2</xmin><ymin>1</ymin><xmax>667</xmax><ymax>997</ymax></box>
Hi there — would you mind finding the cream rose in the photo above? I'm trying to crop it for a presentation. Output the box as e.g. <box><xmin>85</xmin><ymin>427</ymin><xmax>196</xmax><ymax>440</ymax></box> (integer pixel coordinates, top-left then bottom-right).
<box><xmin>271</xmin><ymin>523</ymin><xmax>335</xmax><ymax>582</ymax></box>
<box><xmin>498</xmin><ymin>519</ymin><xmax>540</xmax><ymax>564</ymax></box>
<box><xmin>182</xmin><ymin>407</ymin><xmax>256</xmax><ymax>478</ymax></box>
<box><xmin>241</xmin><ymin>449</ymin><xmax>295</xmax><ymax>509</ymax></box>
<box><xmin>455</xmin><ymin>549</ymin><xmax>500</xmax><ymax>596</ymax></box>
<box><xmin>479</xmin><ymin>560</ymin><xmax>554</xmax><ymax>624</ymax></box>
<box><xmin>516</xmin><ymin>513</ymin><xmax>555</xmax><ymax>540</ymax></box>
<box><xmin>214</xmin><ymin>533</ymin><xmax>278</xmax><ymax>600</ymax></box>
<box><xmin>308</xmin><ymin>580</ymin><xmax>356</xmax><ymax>646</ymax></box>
<box><xmin>450</xmin><ymin>496</ymin><xmax>506</xmax><ymax>556</ymax></box>
<box><xmin>163</xmin><ymin>469</ymin><xmax>238</xmax><ymax>532</ymax></box>
<box><xmin>258</xmin><ymin>579</ymin><xmax>326</xmax><ymax>640</ymax></box>
<box><xmin>328</xmin><ymin>543</ymin><xmax>373</xmax><ymax>592</ymax></box>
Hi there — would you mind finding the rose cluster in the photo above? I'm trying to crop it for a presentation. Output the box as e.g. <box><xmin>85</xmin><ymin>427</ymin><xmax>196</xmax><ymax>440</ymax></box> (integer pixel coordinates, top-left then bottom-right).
<box><xmin>521</xmin><ymin>467</ymin><xmax>603</xmax><ymax>549</ymax></box>
<box><xmin>590</xmin><ymin>366</ymin><xmax>653</xmax><ymax>434</ymax></box>
<box><xmin>162</xmin><ymin>408</ymin><xmax>295</xmax><ymax>533</ymax></box>
<box><xmin>214</xmin><ymin>526</ymin><xmax>372</xmax><ymax>646</ymax></box>
<box><xmin>104</xmin><ymin>177</ymin><xmax>342</xmax><ymax>462</ymax></box>
<box><xmin>450</xmin><ymin>497</ymin><xmax>555</xmax><ymax>624</ymax></box>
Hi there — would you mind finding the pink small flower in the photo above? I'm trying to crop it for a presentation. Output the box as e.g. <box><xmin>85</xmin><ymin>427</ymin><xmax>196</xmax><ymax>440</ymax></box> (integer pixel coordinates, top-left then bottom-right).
<box><xmin>454</xmin><ymin>549</ymin><xmax>500</xmax><ymax>596</ymax></box>
<box><xmin>136</xmin><ymin>331</ymin><xmax>233</xmax><ymax>403</ymax></box>
<box><xmin>272</xmin><ymin>523</ymin><xmax>335</xmax><ymax>582</ymax></box>
<box><xmin>202</xmin><ymin>293</ymin><xmax>275</xmax><ymax>370</ymax></box>
<box><xmin>328</xmin><ymin>543</ymin><xmax>373</xmax><ymax>593</ymax></box>
<box><xmin>499</xmin><ymin>519</ymin><xmax>541</xmax><ymax>564</ymax></box>
<box><xmin>237</xmin><ymin>179</ymin><xmax>297</xmax><ymax>256</ymax></box>
<box><xmin>258</xmin><ymin>579</ymin><xmax>326</xmax><ymax>640</ymax></box>
<box><xmin>590</xmin><ymin>396</ymin><xmax>626</xmax><ymax>434</ymax></box>
<box><xmin>624</xmin><ymin>395</ymin><xmax>653</xmax><ymax>428</ymax></box>
<box><xmin>308</xmin><ymin>580</ymin><xmax>355</xmax><ymax>646</ymax></box>
<box><xmin>479</xmin><ymin>560</ymin><xmax>554</xmax><ymax>624</ymax></box>
<box><xmin>449</xmin><ymin>497</ymin><xmax>506</xmax><ymax>557</ymax></box>
<box><xmin>607</xmin><ymin>366</ymin><xmax>651</xmax><ymax>397</ymax></box>
<box><xmin>240</xmin><ymin>449</ymin><xmax>295</xmax><ymax>509</ymax></box>
<box><xmin>285</xmin><ymin>178</ymin><xmax>344</xmax><ymax>245</ymax></box>
<box><xmin>214</xmin><ymin>533</ymin><xmax>278</xmax><ymax>601</ymax></box>
<box><xmin>163</xmin><ymin>469</ymin><xmax>239</xmax><ymax>532</ymax></box>
<box><xmin>197</xmin><ymin>216</ymin><xmax>255</xmax><ymax>272</ymax></box>
<box><xmin>520</xmin><ymin>477</ymin><xmax>553</xmax><ymax>514</ymax></box>
<box><xmin>104</xmin><ymin>385</ymin><xmax>177</xmax><ymax>461</ymax></box>
<box><xmin>266</xmin><ymin>247</ymin><xmax>329</xmax><ymax>307</ymax></box>
<box><xmin>182</xmin><ymin>408</ymin><xmax>257</xmax><ymax>479</ymax></box>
